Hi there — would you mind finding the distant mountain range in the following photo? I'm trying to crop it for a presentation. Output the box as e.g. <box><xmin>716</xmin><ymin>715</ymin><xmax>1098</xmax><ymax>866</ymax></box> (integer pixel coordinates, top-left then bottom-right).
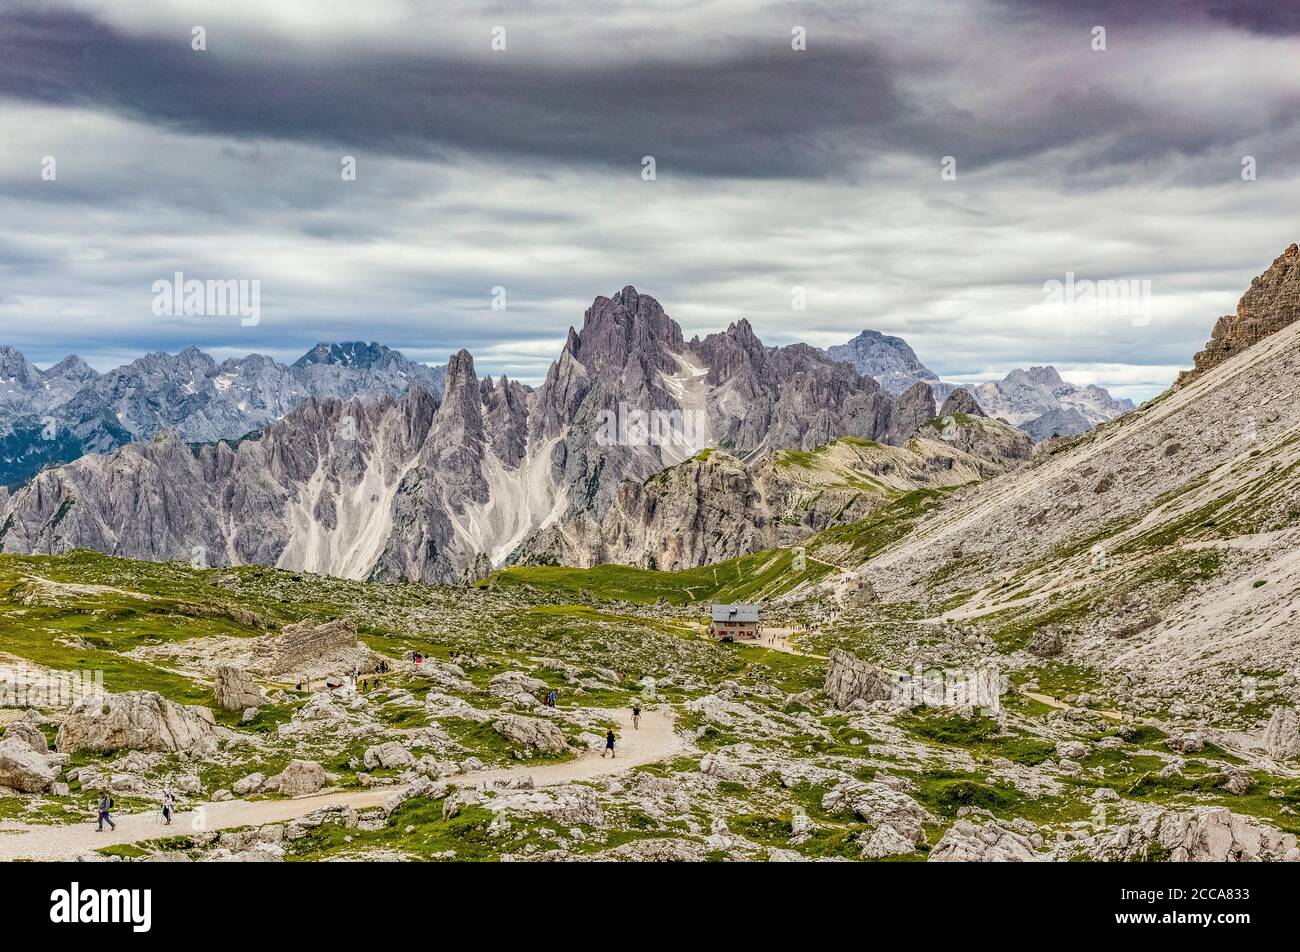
<box><xmin>0</xmin><ymin>343</ymin><xmax>444</xmax><ymax>486</ymax></box>
<box><xmin>823</xmin><ymin>330</ymin><xmax>1134</xmax><ymax>439</ymax></box>
<box><xmin>0</xmin><ymin>287</ymin><xmax>1024</xmax><ymax>582</ymax></box>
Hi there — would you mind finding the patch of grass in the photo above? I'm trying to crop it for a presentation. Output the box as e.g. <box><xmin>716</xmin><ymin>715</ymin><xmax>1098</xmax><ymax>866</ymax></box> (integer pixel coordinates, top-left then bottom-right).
<box><xmin>897</xmin><ymin>710</ymin><xmax>1054</xmax><ymax>766</ymax></box>
<box><xmin>285</xmin><ymin>802</ymin><xmax>511</xmax><ymax>861</ymax></box>
<box><xmin>913</xmin><ymin>769</ymin><xmax>1023</xmax><ymax>817</ymax></box>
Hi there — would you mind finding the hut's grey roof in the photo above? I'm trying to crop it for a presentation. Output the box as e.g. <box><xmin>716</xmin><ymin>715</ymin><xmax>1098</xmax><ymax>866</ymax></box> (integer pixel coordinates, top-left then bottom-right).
<box><xmin>711</xmin><ymin>603</ymin><xmax>759</xmax><ymax>623</ymax></box>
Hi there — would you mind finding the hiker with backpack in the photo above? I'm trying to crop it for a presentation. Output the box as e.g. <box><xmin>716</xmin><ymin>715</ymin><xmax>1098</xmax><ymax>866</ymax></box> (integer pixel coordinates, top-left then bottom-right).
<box><xmin>632</xmin><ymin>704</ymin><xmax>641</xmax><ymax>729</ymax></box>
<box><xmin>161</xmin><ymin>788</ymin><xmax>175</xmax><ymax>826</ymax></box>
<box><xmin>602</xmin><ymin>729</ymin><xmax>616</xmax><ymax>758</ymax></box>
<box><xmin>96</xmin><ymin>792</ymin><xmax>116</xmax><ymax>832</ymax></box>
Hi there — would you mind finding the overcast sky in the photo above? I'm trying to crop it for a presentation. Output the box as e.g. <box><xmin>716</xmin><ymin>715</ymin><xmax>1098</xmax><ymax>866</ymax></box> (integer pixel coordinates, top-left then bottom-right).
<box><xmin>2</xmin><ymin>1</ymin><xmax>1299</xmax><ymax>400</ymax></box>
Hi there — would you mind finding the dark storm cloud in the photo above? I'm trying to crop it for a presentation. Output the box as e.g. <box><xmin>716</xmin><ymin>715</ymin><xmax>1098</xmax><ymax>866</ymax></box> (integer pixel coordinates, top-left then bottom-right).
<box><xmin>5</xmin><ymin>2</ymin><xmax>1298</xmax><ymax>186</ymax></box>
<box><xmin>0</xmin><ymin>5</ymin><xmax>903</xmax><ymax>180</ymax></box>
<box><xmin>994</xmin><ymin>0</ymin><xmax>1300</xmax><ymax>35</ymax></box>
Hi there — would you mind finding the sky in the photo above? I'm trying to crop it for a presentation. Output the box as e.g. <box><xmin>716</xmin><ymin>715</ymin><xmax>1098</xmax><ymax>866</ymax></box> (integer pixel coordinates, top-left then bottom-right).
<box><xmin>2</xmin><ymin>1</ymin><xmax>1299</xmax><ymax>401</ymax></box>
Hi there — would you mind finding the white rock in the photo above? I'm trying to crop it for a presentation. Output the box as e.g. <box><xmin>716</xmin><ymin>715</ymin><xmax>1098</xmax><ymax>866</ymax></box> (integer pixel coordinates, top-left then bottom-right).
<box><xmin>0</xmin><ymin>738</ymin><xmax>57</xmax><ymax>793</ymax></box>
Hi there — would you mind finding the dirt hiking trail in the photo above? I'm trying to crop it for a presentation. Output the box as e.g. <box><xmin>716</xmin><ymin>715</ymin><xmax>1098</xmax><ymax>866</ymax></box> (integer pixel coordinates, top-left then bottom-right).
<box><xmin>0</xmin><ymin>707</ymin><xmax>681</xmax><ymax>861</ymax></box>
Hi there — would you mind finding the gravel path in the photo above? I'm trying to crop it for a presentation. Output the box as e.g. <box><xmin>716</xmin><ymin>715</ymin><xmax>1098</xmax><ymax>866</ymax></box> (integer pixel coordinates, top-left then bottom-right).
<box><xmin>0</xmin><ymin>707</ymin><xmax>683</xmax><ymax>861</ymax></box>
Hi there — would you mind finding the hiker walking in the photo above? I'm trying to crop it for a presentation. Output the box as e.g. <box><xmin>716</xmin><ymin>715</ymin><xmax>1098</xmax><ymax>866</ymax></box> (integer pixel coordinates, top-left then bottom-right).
<box><xmin>161</xmin><ymin>789</ymin><xmax>175</xmax><ymax>826</ymax></box>
<box><xmin>602</xmin><ymin>729</ymin><xmax>616</xmax><ymax>758</ymax></box>
<box><xmin>632</xmin><ymin>705</ymin><xmax>641</xmax><ymax>729</ymax></box>
<box><xmin>96</xmin><ymin>792</ymin><xmax>116</xmax><ymax>832</ymax></box>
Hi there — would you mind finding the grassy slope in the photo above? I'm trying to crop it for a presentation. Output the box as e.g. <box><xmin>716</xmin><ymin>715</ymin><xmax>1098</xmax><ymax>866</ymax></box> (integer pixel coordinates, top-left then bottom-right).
<box><xmin>486</xmin><ymin>489</ymin><xmax>946</xmax><ymax>605</ymax></box>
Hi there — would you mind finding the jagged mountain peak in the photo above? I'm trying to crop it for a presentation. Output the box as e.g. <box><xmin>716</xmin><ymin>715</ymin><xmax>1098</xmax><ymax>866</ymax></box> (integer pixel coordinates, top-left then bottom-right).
<box><xmin>826</xmin><ymin>328</ymin><xmax>942</xmax><ymax>397</ymax></box>
<box><xmin>573</xmin><ymin>286</ymin><xmax>685</xmax><ymax>376</ymax></box>
<box><xmin>1007</xmin><ymin>365</ymin><xmax>1066</xmax><ymax>388</ymax></box>
<box><xmin>442</xmin><ymin>348</ymin><xmax>477</xmax><ymax>388</ymax></box>
<box><xmin>939</xmin><ymin>388</ymin><xmax>985</xmax><ymax>418</ymax></box>
<box><xmin>41</xmin><ymin>355</ymin><xmax>98</xmax><ymax>381</ymax></box>
<box><xmin>0</xmin><ymin>345</ymin><xmax>41</xmax><ymax>387</ymax></box>
<box><xmin>294</xmin><ymin>341</ymin><xmax>399</xmax><ymax>369</ymax></box>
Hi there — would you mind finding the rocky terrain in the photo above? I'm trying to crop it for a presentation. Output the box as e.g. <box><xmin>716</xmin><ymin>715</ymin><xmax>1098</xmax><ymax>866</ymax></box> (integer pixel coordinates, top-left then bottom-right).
<box><xmin>0</xmin><ymin>542</ymin><xmax>1296</xmax><ymax>864</ymax></box>
<box><xmin>544</xmin><ymin>428</ymin><xmax>1025</xmax><ymax>572</ymax></box>
<box><xmin>0</xmin><ymin>342</ymin><xmax>445</xmax><ymax>487</ymax></box>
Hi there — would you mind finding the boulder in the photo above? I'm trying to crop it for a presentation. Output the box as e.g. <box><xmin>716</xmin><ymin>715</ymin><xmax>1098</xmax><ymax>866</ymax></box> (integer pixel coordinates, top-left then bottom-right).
<box><xmin>249</xmin><ymin>618</ymin><xmax>377</xmax><ymax>680</ymax></box>
<box><xmin>491</xmin><ymin>715</ymin><xmax>571</xmax><ymax>757</ymax></box>
<box><xmin>270</xmin><ymin>760</ymin><xmax>326</xmax><ymax>797</ymax></box>
<box><xmin>1055</xmin><ymin>741</ymin><xmax>1087</xmax><ymax>761</ymax></box>
<box><xmin>489</xmin><ymin>672</ymin><xmax>549</xmax><ymax>700</ymax></box>
<box><xmin>363</xmin><ymin>742</ymin><xmax>415</xmax><ymax>770</ymax></box>
<box><xmin>835</xmin><ymin>781</ymin><xmax>932</xmax><ymax>847</ymax></box>
<box><xmin>823</xmin><ymin>649</ymin><xmax>893</xmax><ymax>709</ymax></box>
<box><xmin>1264</xmin><ymin>707</ymin><xmax>1300</xmax><ymax>761</ymax></box>
<box><xmin>1167</xmin><ymin>732</ymin><xmax>1205</xmax><ymax>755</ymax></box>
<box><xmin>232</xmin><ymin>772</ymin><xmax>266</xmax><ymax>796</ymax></box>
<box><xmin>0</xmin><ymin>737</ymin><xmax>57</xmax><ymax>793</ymax></box>
<box><xmin>1220</xmin><ymin>767</ymin><xmax>1254</xmax><ymax>797</ymax></box>
<box><xmin>929</xmin><ymin>819</ymin><xmax>1042</xmax><ymax>862</ymax></box>
<box><xmin>56</xmin><ymin>691</ymin><xmax>216</xmax><ymax>754</ymax></box>
<box><xmin>3</xmin><ymin>719</ymin><xmax>49</xmax><ymax>753</ymax></box>
<box><xmin>1027</xmin><ymin>628</ymin><xmax>1065</xmax><ymax>658</ymax></box>
<box><xmin>859</xmin><ymin>823</ymin><xmax>918</xmax><ymax>859</ymax></box>
<box><xmin>213</xmin><ymin>665</ymin><xmax>265</xmax><ymax>712</ymax></box>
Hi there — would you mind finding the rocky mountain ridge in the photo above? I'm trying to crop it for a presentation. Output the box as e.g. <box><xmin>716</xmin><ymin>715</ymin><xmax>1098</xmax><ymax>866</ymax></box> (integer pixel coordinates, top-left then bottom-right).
<box><xmin>0</xmin><ymin>342</ymin><xmax>445</xmax><ymax>487</ymax></box>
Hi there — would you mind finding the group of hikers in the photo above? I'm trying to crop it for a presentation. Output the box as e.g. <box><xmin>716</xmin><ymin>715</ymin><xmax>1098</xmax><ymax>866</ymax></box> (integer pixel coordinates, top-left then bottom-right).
<box><xmin>600</xmin><ymin>704</ymin><xmax>643</xmax><ymax>758</ymax></box>
<box><xmin>87</xmin><ymin>695</ymin><xmax>650</xmax><ymax>838</ymax></box>
<box><xmin>94</xmin><ymin>788</ymin><xmax>176</xmax><ymax>832</ymax></box>
<box><xmin>293</xmin><ymin>658</ymin><xmax>394</xmax><ymax>694</ymax></box>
